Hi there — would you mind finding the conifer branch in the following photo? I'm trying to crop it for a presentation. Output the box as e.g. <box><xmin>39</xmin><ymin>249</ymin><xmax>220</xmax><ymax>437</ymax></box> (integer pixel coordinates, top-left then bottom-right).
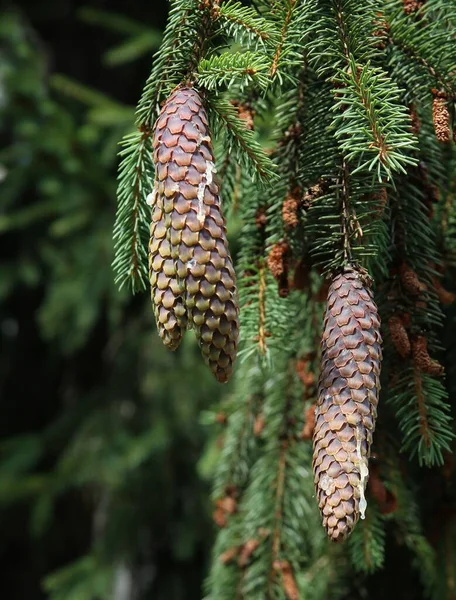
<box><xmin>197</xmin><ymin>51</ymin><xmax>270</xmax><ymax>91</ymax></box>
<box><xmin>217</xmin><ymin>1</ymin><xmax>277</xmax><ymax>46</ymax></box>
<box><xmin>113</xmin><ymin>129</ymin><xmax>153</xmax><ymax>291</ymax></box>
<box><xmin>269</xmin><ymin>0</ymin><xmax>297</xmax><ymax>78</ymax></box>
<box><xmin>208</xmin><ymin>95</ymin><xmax>276</xmax><ymax>181</ymax></box>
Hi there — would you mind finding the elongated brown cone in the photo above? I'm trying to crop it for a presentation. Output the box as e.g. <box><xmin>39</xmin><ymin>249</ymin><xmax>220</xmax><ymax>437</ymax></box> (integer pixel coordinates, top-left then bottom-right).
<box><xmin>149</xmin><ymin>86</ymin><xmax>239</xmax><ymax>382</ymax></box>
<box><xmin>312</xmin><ymin>268</ymin><xmax>382</xmax><ymax>542</ymax></box>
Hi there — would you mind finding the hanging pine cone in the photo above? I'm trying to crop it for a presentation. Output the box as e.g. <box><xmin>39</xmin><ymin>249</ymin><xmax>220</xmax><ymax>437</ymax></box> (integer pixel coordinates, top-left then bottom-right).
<box><xmin>313</xmin><ymin>268</ymin><xmax>382</xmax><ymax>542</ymax></box>
<box><xmin>149</xmin><ymin>86</ymin><xmax>239</xmax><ymax>382</ymax></box>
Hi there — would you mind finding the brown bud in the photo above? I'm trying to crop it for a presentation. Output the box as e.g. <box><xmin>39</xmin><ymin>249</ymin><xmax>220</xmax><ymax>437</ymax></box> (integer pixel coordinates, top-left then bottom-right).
<box><xmin>412</xmin><ymin>336</ymin><xmax>444</xmax><ymax>376</ymax></box>
<box><xmin>432</xmin><ymin>95</ymin><xmax>451</xmax><ymax>143</ymax></box>
<box><xmin>388</xmin><ymin>315</ymin><xmax>411</xmax><ymax>358</ymax></box>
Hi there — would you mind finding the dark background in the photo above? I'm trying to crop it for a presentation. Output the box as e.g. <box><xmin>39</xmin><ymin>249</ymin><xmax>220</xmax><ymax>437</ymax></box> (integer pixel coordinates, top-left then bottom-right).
<box><xmin>1</xmin><ymin>1</ymin><xmax>225</xmax><ymax>598</ymax></box>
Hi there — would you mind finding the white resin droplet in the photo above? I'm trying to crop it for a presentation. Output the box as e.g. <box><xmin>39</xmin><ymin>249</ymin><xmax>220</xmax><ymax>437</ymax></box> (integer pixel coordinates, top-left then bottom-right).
<box><xmin>196</xmin><ymin>161</ymin><xmax>216</xmax><ymax>224</ymax></box>
<box><xmin>355</xmin><ymin>424</ymin><xmax>369</xmax><ymax>520</ymax></box>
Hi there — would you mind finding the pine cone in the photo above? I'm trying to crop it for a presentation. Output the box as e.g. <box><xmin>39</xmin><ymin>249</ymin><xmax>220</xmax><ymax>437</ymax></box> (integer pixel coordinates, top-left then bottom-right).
<box><xmin>313</xmin><ymin>268</ymin><xmax>382</xmax><ymax>542</ymax></box>
<box><xmin>149</xmin><ymin>189</ymin><xmax>187</xmax><ymax>350</ymax></box>
<box><xmin>149</xmin><ymin>86</ymin><xmax>239</xmax><ymax>382</ymax></box>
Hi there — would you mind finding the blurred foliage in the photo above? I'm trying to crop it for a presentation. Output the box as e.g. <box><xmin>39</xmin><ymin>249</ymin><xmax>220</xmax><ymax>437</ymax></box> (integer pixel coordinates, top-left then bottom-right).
<box><xmin>0</xmin><ymin>5</ymin><xmax>225</xmax><ymax>599</ymax></box>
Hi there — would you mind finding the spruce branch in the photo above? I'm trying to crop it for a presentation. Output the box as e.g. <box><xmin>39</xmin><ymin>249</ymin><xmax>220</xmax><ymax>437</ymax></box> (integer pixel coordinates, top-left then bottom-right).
<box><xmin>135</xmin><ymin>0</ymin><xmax>210</xmax><ymax>128</ymax></box>
<box><xmin>332</xmin><ymin>58</ymin><xmax>418</xmax><ymax>179</ymax></box>
<box><xmin>197</xmin><ymin>51</ymin><xmax>270</xmax><ymax>92</ymax></box>
<box><xmin>208</xmin><ymin>95</ymin><xmax>276</xmax><ymax>181</ymax></box>
<box><xmin>348</xmin><ymin>503</ymin><xmax>386</xmax><ymax>574</ymax></box>
<box><xmin>217</xmin><ymin>0</ymin><xmax>278</xmax><ymax>47</ymax></box>
<box><xmin>385</xmin><ymin>4</ymin><xmax>456</xmax><ymax>99</ymax></box>
<box><xmin>113</xmin><ymin>129</ymin><xmax>153</xmax><ymax>291</ymax></box>
<box><xmin>393</xmin><ymin>368</ymin><xmax>453</xmax><ymax>466</ymax></box>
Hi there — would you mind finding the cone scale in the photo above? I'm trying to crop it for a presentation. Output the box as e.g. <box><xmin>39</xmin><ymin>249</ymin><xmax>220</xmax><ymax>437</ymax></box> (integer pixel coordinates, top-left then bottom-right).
<box><xmin>149</xmin><ymin>86</ymin><xmax>239</xmax><ymax>382</ymax></box>
<box><xmin>312</xmin><ymin>268</ymin><xmax>382</xmax><ymax>542</ymax></box>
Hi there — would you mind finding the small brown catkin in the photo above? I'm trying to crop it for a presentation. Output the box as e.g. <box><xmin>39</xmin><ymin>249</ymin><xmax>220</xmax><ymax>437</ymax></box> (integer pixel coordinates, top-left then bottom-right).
<box><xmin>282</xmin><ymin>194</ymin><xmax>299</xmax><ymax>228</ymax></box>
<box><xmin>313</xmin><ymin>268</ymin><xmax>382</xmax><ymax>542</ymax></box>
<box><xmin>150</xmin><ymin>86</ymin><xmax>239</xmax><ymax>382</ymax></box>
<box><xmin>403</xmin><ymin>0</ymin><xmax>425</xmax><ymax>14</ymax></box>
<box><xmin>267</xmin><ymin>242</ymin><xmax>289</xmax><ymax>280</ymax></box>
<box><xmin>399</xmin><ymin>263</ymin><xmax>427</xmax><ymax>296</ymax></box>
<box><xmin>409</xmin><ymin>104</ymin><xmax>421</xmax><ymax>135</ymax></box>
<box><xmin>388</xmin><ymin>315</ymin><xmax>411</xmax><ymax>358</ymax></box>
<box><xmin>432</xmin><ymin>95</ymin><xmax>451</xmax><ymax>143</ymax></box>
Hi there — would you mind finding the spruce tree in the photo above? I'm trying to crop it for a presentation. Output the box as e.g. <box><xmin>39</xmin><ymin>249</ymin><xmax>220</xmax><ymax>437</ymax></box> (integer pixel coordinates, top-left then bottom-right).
<box><xmin>114</xmin><ymin>1</ymin><xmax>456</xmax><ymax>597</ymax></box>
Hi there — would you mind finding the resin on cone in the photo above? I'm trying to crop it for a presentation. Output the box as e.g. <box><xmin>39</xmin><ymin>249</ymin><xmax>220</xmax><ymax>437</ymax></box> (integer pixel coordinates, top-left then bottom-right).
<box><xmin>149</xmin><ymin>86</ymin><xmax>239</xmax><ymax>382</ymax></box>
<box><xmin>312</xmin><ymin>267</ymin><xmax>382</xmax><ymax>542</ymax></box>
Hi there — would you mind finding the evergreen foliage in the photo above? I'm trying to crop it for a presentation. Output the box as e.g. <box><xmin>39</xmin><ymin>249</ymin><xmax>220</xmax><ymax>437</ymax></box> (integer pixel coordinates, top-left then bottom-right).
<box><xmin>3</xmin><ymin>0</ymin><xmax>456</xmax><ymax>598</ymax></box>
<box><xmin>112</xmin><ymin>0</ymin><xmax>456</xmax><ymax>597</ymax></box>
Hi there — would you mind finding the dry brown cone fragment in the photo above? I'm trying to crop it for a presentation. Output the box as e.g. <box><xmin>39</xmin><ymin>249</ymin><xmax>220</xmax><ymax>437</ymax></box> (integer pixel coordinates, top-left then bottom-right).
<box><xmin>432</xmin><ymin>95</ymin><xmax>451</xmax><ymax>143</ymax></box>
<box><xmin>412</xmin><ymin>335</ymin><xmax>444</xmax><ymax>376</ymax></box>
<box><xmin>312</xmin><ymin>268</ymin><xmax>382</xmax><ymax>542</ymax></box>
<box><xmin>388</xmin><ymin>315</ymin><xmax>411</xmax><ymax>358</ymax></box>
<box><xmin>302</xmin><ymin>180</ymin><xmax>327</xmax><ymax>209</ymax></box>
<box><xmin>267</xmin><ymin>242</ymin><xmax>289</xmax><ymax>280</ymax></box>
<box><xmin>399</xmin><ymin>263</ymin><xmax>427</xmax><ymax>296</ymax></box>
<box><xmin>150</xmin><ymin>86</ymin><xmax>239</xmax><ymax>382</ymax></box>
